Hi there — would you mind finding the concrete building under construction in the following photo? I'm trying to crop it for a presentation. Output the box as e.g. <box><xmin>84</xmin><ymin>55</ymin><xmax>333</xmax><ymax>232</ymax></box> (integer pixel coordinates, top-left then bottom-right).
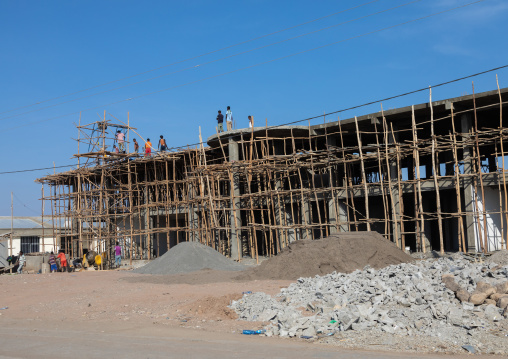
<box><xmin>36</xmin><ymin>86</ymin><xmax>508</xmax><ymax>266</ymax></box>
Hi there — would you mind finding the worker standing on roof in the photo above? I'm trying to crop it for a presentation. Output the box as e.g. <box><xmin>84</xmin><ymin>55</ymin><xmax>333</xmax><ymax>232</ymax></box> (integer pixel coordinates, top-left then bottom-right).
<box><xmin>158</xmin><ymin>135</ymin><xmax>167</xmax><ymax>152</ymax></box>
<box><xmin>116</xmin><ymin>130</ymin><xmax>125</xmax><ymax>153</ymax></box>
<box><xmin>145</xmin><ymin>138</ymin><xmax>152</xmax><ymax>156</ymax></box>
<box><xmin>225</xmin><ymin>106</ymin><xmax>233</xmax><ymax>131</ymax></box>
<box><xmin>216</xmin><ymin>110</ymin><xmax>224</xmax><ymax>133</ymax></box>
<box><xmin>133</xmin><ymin>138</ymin><xmax>139</xmax><ymax>153</ymax></box>
<box><xmin>248</xmin><ymin>115</ymin><xmax>254</xmax><ymax>128</ymax></box>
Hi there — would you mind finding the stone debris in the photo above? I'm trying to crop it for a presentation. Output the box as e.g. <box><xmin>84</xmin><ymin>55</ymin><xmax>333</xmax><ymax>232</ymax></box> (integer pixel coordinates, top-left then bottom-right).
<box><xmin>230</xmin><ymin>254</ymin><xmax>508</xmax><ymax>353</ymax></box>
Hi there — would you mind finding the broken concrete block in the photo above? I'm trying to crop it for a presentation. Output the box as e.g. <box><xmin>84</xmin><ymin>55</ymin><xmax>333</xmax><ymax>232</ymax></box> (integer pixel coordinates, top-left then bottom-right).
<box><xmin>484</xmin><ymin>299</ymin><xmax>496</xmax><ymax>306</ymax></box>
<box><xmin>495</xmin><ymin>281</ymin><xmax>508</xmax><ymax>294</ymax></box>
<box><xmin>442</xmin><ymin>276</ymin><xmax>460</xmax><ymax>292</ymax></box>
<box><xmin>490</xmin><ymin>293</ymin><xmax>505</xmax><ymax>301</ymax></box>
<box><xmin>468</xmin><ymin>292</ymin><xmax>487</xmax><ymax>305</ymax></box>
<box><xmin>497</xmin><ymin>295</ymin><xmax>508</xmax><ymax>309</ymax></box>
<box><xmin>484</xmin><ymin>304</ymin><xmax>503</xmax><ymax>322</ymax></box>
<box><xmin>456</xmin><ymin>289</ymin><xmax>470</xmax><ymax>303</ymax></box>
<box><xmin>475</xmin><ymin>282</ymin><xmax>496</xmax><ymax>297</ymax></box>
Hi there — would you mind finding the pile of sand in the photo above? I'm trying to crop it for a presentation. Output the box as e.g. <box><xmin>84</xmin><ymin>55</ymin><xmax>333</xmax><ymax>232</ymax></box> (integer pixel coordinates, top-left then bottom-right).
<box><xmin>134</xmin><ymin>241</ymin><xmax>245</xmax><ymax>275</ymax></box>
<box><xmin>236</xmin><ymin>232</ymin><xmax>413</xmax><ymax>281</ymax></box>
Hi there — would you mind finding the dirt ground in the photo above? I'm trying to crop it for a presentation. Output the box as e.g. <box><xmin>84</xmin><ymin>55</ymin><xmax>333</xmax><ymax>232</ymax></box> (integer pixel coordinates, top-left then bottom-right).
<box><xmin>0</xmin><ymin>270</ymin><xmax>502</xmax><ymax>358</ymax></box>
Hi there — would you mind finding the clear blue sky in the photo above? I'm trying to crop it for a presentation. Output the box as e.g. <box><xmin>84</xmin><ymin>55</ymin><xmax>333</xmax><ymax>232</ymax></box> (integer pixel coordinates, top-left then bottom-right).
<box><xmin>1</xmin><ymin>0</ymin><xmax>507</xmax><ymax>216</ymax></box>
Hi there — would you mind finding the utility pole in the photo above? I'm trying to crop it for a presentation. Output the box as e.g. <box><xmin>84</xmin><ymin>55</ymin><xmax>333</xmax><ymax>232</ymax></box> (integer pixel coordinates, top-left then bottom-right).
<box><xmin>10</xmin><ymin>192</ymin><xmax>13</xmax><ymax>274</ymax></box>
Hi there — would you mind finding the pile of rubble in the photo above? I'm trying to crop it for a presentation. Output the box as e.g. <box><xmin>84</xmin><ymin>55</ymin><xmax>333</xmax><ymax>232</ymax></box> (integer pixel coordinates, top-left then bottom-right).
<box><xmin>231</xmin><ymin>253</ymin><xmax>508</xmax><ymax>353</ymax></box>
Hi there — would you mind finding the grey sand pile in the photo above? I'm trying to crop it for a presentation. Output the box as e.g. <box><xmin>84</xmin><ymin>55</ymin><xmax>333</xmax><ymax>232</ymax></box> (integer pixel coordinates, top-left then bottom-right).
<box><xmin>134</xmin><ymin>241</ymin><xmax>245</xmax><ymax>274</ymax></box>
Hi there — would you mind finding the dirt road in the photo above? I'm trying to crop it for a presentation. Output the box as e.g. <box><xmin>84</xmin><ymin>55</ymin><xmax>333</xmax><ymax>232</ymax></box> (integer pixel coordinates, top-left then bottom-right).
<box><xmin>0</xmin><ymin>319</ymin><xmax>486</xmax><ymax>359</ymax></box>
<box><xmin>0</xmin><ymin>271</ymin><xmax>496</xmax><ymax>358</ymax></box>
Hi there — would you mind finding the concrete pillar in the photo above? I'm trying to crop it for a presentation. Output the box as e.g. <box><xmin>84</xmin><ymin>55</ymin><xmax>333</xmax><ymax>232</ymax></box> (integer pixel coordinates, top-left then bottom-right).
<box><xmin>300</xmin><ymin>184</ymin><xmax>312</xmax><ymax>240</ymax></box>
<box><xmin>273</xmin><ymin>141</ymin><xmax>285</xmax><ymax>248</ymax></box>
<box><xmin>388</xmin><ymin>125</ymin><xmax>402</xmax><ymax>245</ymax></box>
<box><xmin>228</xmin><ymin>138</ymin><xmax>241</xmax><ymax>260</ymax></box>
<box><xmin>461</xmin><ymin>113</ymin><xmax>476</xmax><ymax>252</ymax></box>
<box><xmin>326</xmin><ymin>135</ymin><xmax>338</xmax><ymax>234</ymax></box>
<box><xmin>337</xmin><ymin>199</ymin><xmax>348</xmax><ymax>232</ymax></box>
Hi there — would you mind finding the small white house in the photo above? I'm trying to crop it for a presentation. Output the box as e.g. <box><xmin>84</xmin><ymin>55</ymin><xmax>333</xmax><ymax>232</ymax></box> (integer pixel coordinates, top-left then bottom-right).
<box><xmin>0</xmin><ymin>216</ymin><xmax>58</xmax><ymax>267</ymax></box>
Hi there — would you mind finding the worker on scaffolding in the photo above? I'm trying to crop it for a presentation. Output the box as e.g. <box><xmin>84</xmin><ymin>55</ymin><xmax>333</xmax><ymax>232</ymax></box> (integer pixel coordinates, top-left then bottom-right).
<box><xmin>216</xmin><ymin>110</ymin><xmax>224</xmax><ymax>132</ymax></box>
<box><xmin>116</xmin><ymin>130</ymin><xmax>125</xmax><ymax>153</ymax></box>
<box><xmin>133</xmin><ymin>138</ymin><xmax>139</xmax><ymax>154</ymax></box>
<box><xmin>113</xmin><ymin>145</ymin><xmax>119</xmax><ymax>154</ymax></box>
<box><xmin>144</xmin><ymin>138</ymin><xmax>152</xmax><ymax>156</ymax></box>
<box><xmin>158</xmin><ymin>135</ymin><xmax>167</xmax><ymax>152</ymax></box>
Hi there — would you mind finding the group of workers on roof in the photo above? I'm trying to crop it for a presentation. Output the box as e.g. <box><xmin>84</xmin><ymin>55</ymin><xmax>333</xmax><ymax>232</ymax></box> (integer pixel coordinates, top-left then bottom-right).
<box><xmin>112</xmin><ymin>129</ymin><xmax>167</xmax><ymax>157</ymax></box>
<box><xmin>216</xmin><ymin>106</ymin><xmax>254</xmax><ymax>133</ymax></box>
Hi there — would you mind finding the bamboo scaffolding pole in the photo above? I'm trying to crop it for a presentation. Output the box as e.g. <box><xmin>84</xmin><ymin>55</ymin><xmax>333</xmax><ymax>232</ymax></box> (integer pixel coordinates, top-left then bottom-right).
<box><xmin>496</xmin><ymin>76</ymin><xmax>508</xmax><ymax>250</ymax></box>
<box><xmin>411</xmin><ymin>106</ymin><xmax>425</xmax><ymax>253</ymax></box>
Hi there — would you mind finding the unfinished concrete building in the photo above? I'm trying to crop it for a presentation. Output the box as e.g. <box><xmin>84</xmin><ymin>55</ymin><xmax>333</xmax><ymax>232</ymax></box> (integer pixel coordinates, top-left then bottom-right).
<box><xmin>37</xmin><ymin>87</ymin><xmax>508</xmax><ymax>266</ymax></box>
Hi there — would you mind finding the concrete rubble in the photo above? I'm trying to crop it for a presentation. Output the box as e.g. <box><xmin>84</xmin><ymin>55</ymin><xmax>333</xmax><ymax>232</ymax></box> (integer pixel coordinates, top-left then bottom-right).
<box><xmin>230</xmin><ymin>253</ymin><xmax>508</xmax><ymax>353</ymax></box>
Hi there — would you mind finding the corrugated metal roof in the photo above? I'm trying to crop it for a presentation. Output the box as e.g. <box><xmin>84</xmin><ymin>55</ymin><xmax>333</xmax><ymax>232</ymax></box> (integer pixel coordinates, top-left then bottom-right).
<box><xmin>0</xmin><ymin>217</ymin><xmax>53</xmax><ymax>230</ymax></box>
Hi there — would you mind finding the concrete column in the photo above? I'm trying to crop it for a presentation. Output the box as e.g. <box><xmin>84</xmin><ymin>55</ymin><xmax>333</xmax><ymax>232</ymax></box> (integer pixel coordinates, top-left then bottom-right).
<box><xmin>337</xmin><ymin>199</ymin><xmax>348</xmax><ymax>232</ymax></box>
<box><xmin>388</xmin><ymin>125</ymin><xmax>402</xmax><ymax>245</ymax></box>
<box><xmin>326</xmin><ymin>135</ymin><xmax>338</xmax><ymax>234</ymax></box>
<box><xmin>300</xmin><ymin>195</ymin><xmax>312</xmax><ymax>239</ymax></box>
<box><xmin>228</xmin><ymin>138</ymin><xmax>241</xmax><ymax>260</ymax></box>
<box><xmin>273</xmin><ymin>140</ymin><xmax>285</xmax><ymax>249</ymax></box>
<box><xmin>461</xmin><ymin>113</ymin><xmax>476</xmax><ymax>252</ymax></box>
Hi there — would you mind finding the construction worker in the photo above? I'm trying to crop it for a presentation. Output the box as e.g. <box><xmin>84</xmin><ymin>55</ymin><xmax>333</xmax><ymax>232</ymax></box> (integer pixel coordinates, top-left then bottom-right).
<box><xmin>16</xmin><ymin>251</ymin><xmax>26</xmax><ymax>274</ymax></box>
<box><xmin>216</xmin><ymin>110</ymin><xmax>224</xmax><ymax>132</ymax></box>
<box><xmin>133</xmin><ymin>138</ymin><xmax>139</xmax><ymax>153</ymax></box>
<box><xmin>113</xmin><ymin>145</ymin><xmax>119</xmax><ymax>154</ymax></box>
<box><xmin>225</xmin><ymin>106</ymin><xmax>233</xmax><ymax>131</ymax></box>
<box><xmin>158</xmin><ymin>135</ymin><xmax>167</xmax><ymax>152</ymax></box>
<box><xmin>116</xmin><ymin>130</ymin><xmax>125</xmax><ymax>152</ymax></box>
<box><xmin>57</xmin><ymin>250</ymin><xmax>68</xmax><ymax>272</ymax></box>
<box><xmin>145</xmin><ymin>138</ymin><xmax>152</xmax><ymax>156</ymax></box>
<box><xmin>248</xmin><ymin>115</ymin><xmax>254</xmax><ymax>128</ymax></box>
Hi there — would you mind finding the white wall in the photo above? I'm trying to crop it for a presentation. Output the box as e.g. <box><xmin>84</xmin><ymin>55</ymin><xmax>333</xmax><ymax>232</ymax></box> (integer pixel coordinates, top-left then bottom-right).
<box><xmin>8</xmin><ymin>236</ymin><xmax>58</xmax><ymax>256</ymax></box>
<box><xmin>473</xmin><ymin>187</ymin><xmax>505</xmax><ymax>251</ymax></box>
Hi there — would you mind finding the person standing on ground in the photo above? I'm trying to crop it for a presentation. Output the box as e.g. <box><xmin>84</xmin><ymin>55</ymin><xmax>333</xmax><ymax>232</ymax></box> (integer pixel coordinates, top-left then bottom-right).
<box><xmin>116</xmin><ymin>130</ymin><xmax>125</xmax><ymax>153</ymax></box>
<box><xmin>158</xmin><ymin>135</ymin><xmax>167</xmax><ymax>152</ymax></box>
<box><xmin>48</xmin><ymin>251</ymin><xmax>57</xmax><ymax>273</ymax></box>
<box><xmin>144</xmin><ymin>138</ymin><xmax>152</xmax><ymax>156</ymax></box>
<box><xmin>133</xmin><ymin>138</ymin><xmax>139</xmax><ymax>153</ymax></box>
<box><xmin>16</xmin><ymin>251</ymin><xmax>26</xmax><ymax>274</ymax></box>
<box><xmin>115</xmin><ymin>242</ymin><xmax>122</xmax><ymax>268</ymax></box>
<box><xmin>57</xmin><ymin>250</ymin><xmax>68</xmax><ymax>272</ymax></box>
<box><xmin>225</xmin><ymin>106</ymin><xmax>233</xmax><ymax>131</ymax></box>
<box><xmin>216</xmin><ymin>110</ymin><xmax>224</xmax><ymax>133</ymax></box>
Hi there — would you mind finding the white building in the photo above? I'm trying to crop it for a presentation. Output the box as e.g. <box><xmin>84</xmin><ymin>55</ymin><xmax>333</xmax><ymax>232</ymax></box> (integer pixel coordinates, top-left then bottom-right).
<box><xmin>0</xmin><ymin>217</ymin><xmax>58</xmax><ymax>267</ymax></box>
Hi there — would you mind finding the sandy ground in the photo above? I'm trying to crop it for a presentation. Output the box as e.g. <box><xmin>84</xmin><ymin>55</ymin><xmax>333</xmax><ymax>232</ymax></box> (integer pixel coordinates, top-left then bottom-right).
<box><xmin>0</xmin><ymin>270</ymin><xmax>500</xmax><ymax>358</ymax></box>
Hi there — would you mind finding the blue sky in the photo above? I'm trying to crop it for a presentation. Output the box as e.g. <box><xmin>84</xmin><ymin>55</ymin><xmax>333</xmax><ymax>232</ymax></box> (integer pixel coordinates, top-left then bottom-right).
<box><xmin>1</xmin><ymin>0</ymin><xmax>507</xmax><ymax>216</ymax></box>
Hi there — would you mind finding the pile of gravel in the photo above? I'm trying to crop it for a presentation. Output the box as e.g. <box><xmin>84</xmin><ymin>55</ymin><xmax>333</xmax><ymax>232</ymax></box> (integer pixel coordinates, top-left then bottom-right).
<box><xmin>231</xmin><ymin>255</ymin><xmax>508</xmax><ymax>354</ymax></box>
<box><xmin>134</xmin><ymin>241</ymin><xmax>245</xmax><ymax>275</ymax></box>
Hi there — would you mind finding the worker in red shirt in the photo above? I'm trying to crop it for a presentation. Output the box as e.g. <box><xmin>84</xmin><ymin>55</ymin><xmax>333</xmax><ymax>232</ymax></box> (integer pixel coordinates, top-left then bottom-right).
<box><xmin>57</xmin><ymin>250</ymin><xmax>68</xmax><ymax>272</ymax></box>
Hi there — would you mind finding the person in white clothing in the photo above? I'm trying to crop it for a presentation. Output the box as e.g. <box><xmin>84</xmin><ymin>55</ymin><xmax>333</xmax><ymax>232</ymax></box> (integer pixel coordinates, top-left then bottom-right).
<box><xmin>225</xmin><ymin>106</ymin><xmax>233</xmax><ymax>131</ymax></box>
